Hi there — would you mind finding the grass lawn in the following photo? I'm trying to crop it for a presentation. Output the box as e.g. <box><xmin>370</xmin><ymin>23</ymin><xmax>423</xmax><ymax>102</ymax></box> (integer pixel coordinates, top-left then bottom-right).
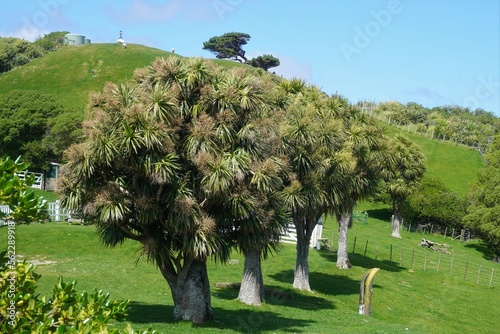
<box><xmin>2</xmin><ymin>210</ymin><xmax>499</xmax><ymax>333</ymax></box>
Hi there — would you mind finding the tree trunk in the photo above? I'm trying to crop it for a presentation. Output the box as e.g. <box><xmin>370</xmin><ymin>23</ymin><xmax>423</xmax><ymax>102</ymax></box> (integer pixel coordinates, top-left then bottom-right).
<box><xmin>293</xmin><ymin>217</ymin><xmax>316</xmax><ymax>291</ymax></box>
<box><xmin>166</xmin><ymin>259</ymin><xmax>213</xmax><ymax>324</ymax></box>
<box><xmin>391</xmin><ymin>206</ymin><xmax>403</xmax><ymax>238</ymax></box>
<box><xmin>336</xmin><ymin>210</ymin><xmax>352</xmax><ymax>269</ymax></box>
<box><xmin>238</xmin><ymin>248</ymin><xmax>264</xmax><ymax>306</ymax></box>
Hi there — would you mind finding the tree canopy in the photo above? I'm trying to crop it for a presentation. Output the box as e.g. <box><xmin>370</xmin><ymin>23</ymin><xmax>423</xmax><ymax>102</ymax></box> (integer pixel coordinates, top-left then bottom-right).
<box><xmin>382</xmin><ymin>134</ymin><xmax>426</xmax><ymax>238</ymax></box>
<box><xmin>202</xmin><ymin>32</ymin><xmax>251</xmax><ymax>62</ymax></box>
<box><xmin>0</xmin><ymin>90</ymin><xmax>79</xmax><ymax>170</ymax></box>
<box><xmin>404</xmin><ymin>175</ymin><xmax>467</xmax><ymax>229</ymax></box>
<box><xmin>59</xmin><ymin>57</ymin><xmax>290</xmax><ymax>321</ymax></box>
<box><xmin>0</xmin><ymin>37</ymin><xmax>43</xmax><ymax>73</ymax></box>
<box><xmin>247</xmin><ymin>54</ymin><xmax>280</xmax><ymax>71</ymax></box>
<box><xmin>464</xmin><ymin>135</ymin><xmax>500</xmax><ymax>256</ymax></box>
<box><xmin>34</xmin><ymin>31</ymin><xmax>69</xmax><ymax>52</ymax></box>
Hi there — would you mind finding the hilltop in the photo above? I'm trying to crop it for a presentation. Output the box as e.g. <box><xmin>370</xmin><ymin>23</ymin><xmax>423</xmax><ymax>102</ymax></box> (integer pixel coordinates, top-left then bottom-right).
<box><xmin>0</xmin><ymin>43</ymin><xmax>247</xmax><ymax>111</ymax></box>
<box><xmin>0</xmin><ymin>43</ymin><xmax>174</xmax><ymax>110</ymax></box>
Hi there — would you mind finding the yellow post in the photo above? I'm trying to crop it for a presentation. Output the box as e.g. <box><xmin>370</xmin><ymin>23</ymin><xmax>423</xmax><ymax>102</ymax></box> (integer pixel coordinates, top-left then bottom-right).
<box><xmin>359</xmin><ymin>268</ymin><xmax>380</xmax><ymax>316</ymax></box>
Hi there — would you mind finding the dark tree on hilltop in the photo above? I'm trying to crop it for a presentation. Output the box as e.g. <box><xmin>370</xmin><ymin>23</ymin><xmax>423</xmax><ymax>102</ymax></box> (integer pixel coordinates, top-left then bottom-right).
<box><xmin>247</xmin><ymin>54</ymin><xmax>280</xmax><ymax>71</ymax></box>
<box><xmin>202</xmin><ymin>32</ymin><xmax>250</xmax><ymax>62</ymax></box>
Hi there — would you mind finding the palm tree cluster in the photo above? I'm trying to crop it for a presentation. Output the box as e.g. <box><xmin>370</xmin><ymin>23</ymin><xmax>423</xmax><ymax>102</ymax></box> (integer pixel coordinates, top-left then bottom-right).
<box><xmin>59</xmin><ymin>57</ymin><xmax>425</xmax><ymax>322</ymax></box>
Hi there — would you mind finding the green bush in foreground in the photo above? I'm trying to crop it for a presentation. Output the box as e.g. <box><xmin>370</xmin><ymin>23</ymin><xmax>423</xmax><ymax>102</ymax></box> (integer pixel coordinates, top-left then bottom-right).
<box><xmin>0</xmin><ymin>250</ymin><xmax>156</xmax><ymax>333</ymax></box>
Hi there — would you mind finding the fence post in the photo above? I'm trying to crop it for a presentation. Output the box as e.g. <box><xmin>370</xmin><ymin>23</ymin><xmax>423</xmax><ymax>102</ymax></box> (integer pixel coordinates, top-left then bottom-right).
<box><xmin>477</xmin><ymin>265</ymin><xmax>482</xmax><ymax>285</ymax></box>
<box><xmin>363</xmin><ymin>240</ymin><xmax>369</xmax><ymax>257</ymax></box>
<box><xmin>424</xmin><ymin>253</ymin><xmax>427</xmax><ymax>271</ymax></box>
<box><xmin>353</xmin><ymin>237</ymin><xmax>357</xmax><ymax>254</ymax></box>
<box><xmin>489</xmin><ymin>269</ymin><xmax>495</xmax><ymax>288</ymax></box>
<box><xmin>464</xmin><ymin>261</ymin><xmax>469</xmax><ymax>280</ymax></box>
<box><xmin>444</xmin><ymin>227</ymin><xmax>448</xmax><ymax>237</ymax></box>
<box><xmin>410</xmin><ymin>249</ymin><xmax>415</xmax><ymax>269</ymax></box>
<box><xmin>55</xmin><ymin>200</ymin><xmax>60</xmax><ymax>222</ymax></box>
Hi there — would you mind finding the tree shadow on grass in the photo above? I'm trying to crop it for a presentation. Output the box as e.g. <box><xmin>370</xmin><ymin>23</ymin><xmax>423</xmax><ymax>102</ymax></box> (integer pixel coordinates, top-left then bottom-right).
<box><xmin>366</xmin><ymin>208</ymin><xmax>392</xmax><ymax>222</ymax></box>
<box><xmin>201</xmin><ymin>307</ymin><xmax>316</xmax><ymax>333</ymax></box>
<box><xmin>127</xmin><ymin>301</ymin><xmax>173</xmax><ymax>324</ymax></box>
<box><xmin>464</xmin><ymin>242</ymin><xmax>497</xmax><ymax>261</ymax></box>
<box><xmin>318</xmin><ymin>249</ymin><xmax>406</xmax><ymax>273</ymax></box>
<box><xmin>127</xmin><ymin>301</ymin><xmax>316</xmax><ymax>333</ymax></box>
<box><xmin>213</xmin><ymin>282</ymin><xmax>335</xmax><ymax>310</ymax></box>
<box><xmin>269</xmin><ymin>269</ymin><xmax>381</xmax><ymax>297</ymax></box>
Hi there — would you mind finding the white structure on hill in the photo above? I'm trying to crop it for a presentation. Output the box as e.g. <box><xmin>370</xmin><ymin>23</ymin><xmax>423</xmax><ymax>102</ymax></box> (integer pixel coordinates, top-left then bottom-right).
<box><xmin>117</xmin><ymin>30</ymin><xmax>125</xmax><ymax>45</ymax></box>
<box><xmin>65</xmin><ymin>33</ymin><xmax>91</xmax><ymax>46</ymax></box>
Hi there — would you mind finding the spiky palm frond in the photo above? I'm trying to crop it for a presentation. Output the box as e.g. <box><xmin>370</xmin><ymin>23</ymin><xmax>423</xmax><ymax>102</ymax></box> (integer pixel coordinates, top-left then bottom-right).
<box><xmin>201</xmin><ymin>158</ymin><xmax>235</xmax><ymax>199</ymax></box>
<box><xmin>279</xmin><ymin>77</ymin><xmax>307</xmax><ymax>95</ymax></box>
<box><xmin>145</xmin><ymin>83</ymin><xmax>179</xmax><ymax>123</ymax></box>
<box><xmin>112</xmin><ymin>83</ymin><xmax>139</xmax><ymax>108</ymax></box>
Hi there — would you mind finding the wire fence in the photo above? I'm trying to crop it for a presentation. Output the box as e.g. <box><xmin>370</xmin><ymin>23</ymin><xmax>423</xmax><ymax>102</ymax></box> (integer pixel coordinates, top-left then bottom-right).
<box><xmin>346</xmin><ymin>235</ymin><xmax>499</xmax><ymax>289</ymax></box>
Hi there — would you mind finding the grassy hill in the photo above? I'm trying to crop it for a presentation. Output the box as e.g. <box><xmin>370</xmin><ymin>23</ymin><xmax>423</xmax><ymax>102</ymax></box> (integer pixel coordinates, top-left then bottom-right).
<box><xmin>0</xmin><ymin>43</ymin><xmax>247</xmax><ymax>111</ymax></box>
<box><xmin>0</xmin><ymin>43</ymin><xmax>175</xmax><ymax>110</ymax></box>
<box><xmin>384</xmin><ymin>127</ymin><xmax>484</xmax><ymax>196</ymax></box>
<box><xmin>0</xmin><ymin>43</ymin><xmax>483</xmax><ymax>192</ymax></box>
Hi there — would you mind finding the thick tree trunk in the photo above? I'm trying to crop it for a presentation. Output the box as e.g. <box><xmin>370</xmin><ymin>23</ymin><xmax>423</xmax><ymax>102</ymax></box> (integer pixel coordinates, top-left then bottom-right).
<box><xmin>391</xmin><ymin>207</ymin><xmax>403</xmax><ymax>238</ymax></box>
<box><xmin>238</xmin><ymin>248</ymin><xmax>264</xmax><ymax>306</ymax></box>
<box><xmin>293</xmin><ymin>217</ymin><xmax>316</xmax><ymax>291</ymax></box>
<box><xmin>166</xmin><ymin>259</ymin><xmax>213</xmax><ymax>324</ymax></box>
<box><xmin>336</xmin><ymin>210</ymin><xmax>353</xmax><ymax>269</ymax></box>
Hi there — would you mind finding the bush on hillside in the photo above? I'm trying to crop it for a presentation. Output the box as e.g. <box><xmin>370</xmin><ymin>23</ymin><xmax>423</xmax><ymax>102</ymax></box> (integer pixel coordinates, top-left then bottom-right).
<box><xmin>403</xmin><ymin>175</ymin><xmax>467</xmax><ymax>229</ymax></box>
<box><xmin>0</xmin><ymin>90</ymin><xmax>81</xmax><ymax>170</ymax></box>
<box><xmin>464</xmin><ymin>135</ymin><xmax>500</xmax><ymax>256</ymax></box>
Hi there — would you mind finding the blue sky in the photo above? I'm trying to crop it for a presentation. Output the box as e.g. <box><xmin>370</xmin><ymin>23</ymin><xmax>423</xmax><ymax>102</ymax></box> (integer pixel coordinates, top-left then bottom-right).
<box><xmin>1</xmin><ymin>0</ymin><xmax>499</xmax><ymax>115</ymax></box>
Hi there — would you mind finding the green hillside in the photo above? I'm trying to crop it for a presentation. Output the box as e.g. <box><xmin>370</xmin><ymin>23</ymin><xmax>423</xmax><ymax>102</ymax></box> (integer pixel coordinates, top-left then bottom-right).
<box><xmin>0</xmin><ymin>43</ymin><xmax>175</xmax><ymax>110</ymax></box>
<box><xmin>384</xmin><ymin>127</ymin><xmax>484</xmax><ymax>196</ymax></box>
<box><xmin>0</xmin><ymin>43</ymin><xmax>483</xmax><ymax>192</ymax></box>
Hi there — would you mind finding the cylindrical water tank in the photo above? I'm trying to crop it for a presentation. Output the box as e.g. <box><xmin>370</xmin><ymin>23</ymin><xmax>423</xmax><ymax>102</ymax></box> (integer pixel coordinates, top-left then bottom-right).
<box><xmin>84</xmin><ymin>38</ymin><xmax>91</xmax><ymax>44</ymax></box>
<box><xmin>65</xmin><ymin>34</ymin><xmax>85</xmax><ymax>46</ymax></box>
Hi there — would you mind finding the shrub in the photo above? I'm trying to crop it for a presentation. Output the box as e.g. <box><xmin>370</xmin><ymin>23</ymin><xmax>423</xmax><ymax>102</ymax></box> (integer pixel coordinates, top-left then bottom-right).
<box><xmin>403</xmin><ymin>176</ymin><xmax>467</xmax><ymax>228</ymax></box>
<box><xmin>0</xmin><ymin>250</ymin><xmax>154</xmax><ymax>333</ymax></box>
